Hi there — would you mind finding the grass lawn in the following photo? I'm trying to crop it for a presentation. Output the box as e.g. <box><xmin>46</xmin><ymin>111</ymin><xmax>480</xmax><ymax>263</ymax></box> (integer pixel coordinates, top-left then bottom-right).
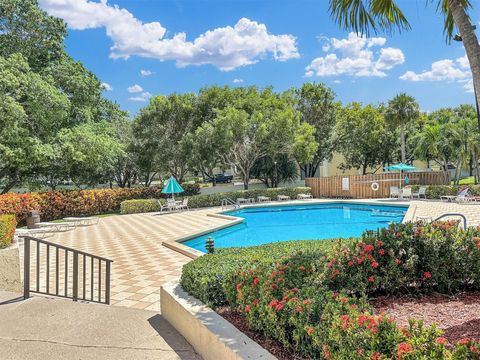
<box><xmin>451</xmin><ymin>176</ymin><xmax>476</xmax><ymax>185</ymax></box>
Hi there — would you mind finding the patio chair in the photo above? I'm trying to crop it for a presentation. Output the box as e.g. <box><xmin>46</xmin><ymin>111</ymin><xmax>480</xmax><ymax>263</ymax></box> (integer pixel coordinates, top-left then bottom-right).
<box><xmin>412</xmin><ymin>186</ymin><xmax>427</xmax><ymax>199</ymax></box>
<box><xmin>236</xmin><ymin>198</ymin><xmax>250</xmax><ymax>205</ymax></box>
<box><xmin>440</xmin><ymin>187</ymin><xmax>475</xmax><ymax>203</ymax></box>
<box><xmin>177</xmin><ymin>198</ymin><xmax>189</xmax><ymax>211</ymax></box>
<box><xmin>297</xmin><ymin>193</ymin><xmax>313</xmax><ymax>200</ymax></box>
<box><xmin>257</xmin><ymin>195</ymin><xmax>270</xmax><ymax>202</ymax></box>
<box><xmin>157</xmin><ymin>199</ymin><xmax>170</xmax><ymax>212</ymax></box>
<box><xmin>167</xmin><ymin>198</ymin><xmax>179</xmax><ymax>210</ymax></box>
<box><xmin>401</xmin><ymin>187</ymin><xmax>412</xmax><ymax>200</ymax></box>
<box><xmin>277</xmin><ymin>195</ymin><xmax>291</xmax><ymax>201</ymax></box>
<box><xmin>389</xmin><ymin>186</ymin><xmax>400</xmax><ymax>199</ymax></box>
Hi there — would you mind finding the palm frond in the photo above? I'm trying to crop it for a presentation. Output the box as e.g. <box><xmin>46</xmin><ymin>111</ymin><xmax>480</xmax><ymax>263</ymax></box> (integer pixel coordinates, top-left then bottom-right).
<box><xmin>329</xmin><ymin>0</ymin><xmax>410</xmax><ymax>36</ymax></box>
<box><xmin>433</xmin><ymin>0</ymin><xmax>473</xmax><ymax>42</ymax></box>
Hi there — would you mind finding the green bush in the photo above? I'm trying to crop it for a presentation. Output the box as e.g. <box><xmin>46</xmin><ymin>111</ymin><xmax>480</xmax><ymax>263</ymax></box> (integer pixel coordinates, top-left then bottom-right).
<box><xmin>0</xmin><ymin>214</ymin><xmax>16</xmax><ymax>248</ymax></box>
<box><xmin>180</xmin><ymin>222</ymin><xmax>480</xmax><ymax>358</ymax></box>
<box><xmin>120</xmin><ymin>186</ymin><xmax>311</xmax><ymax>215</ymax></box>
<box><xmin>180</xmin><ymin>240</ymin><xmax>335</xmax><ymax>308</ymax></box>
<box><xmin>411</xmin><ymin>184</ymin><xmax>480</xmax><ymax>199</ymax></box>
<box><xmin>120</xmin><ymin>199</ymin><xmax>161</xmax><ymax>214</ymax></box>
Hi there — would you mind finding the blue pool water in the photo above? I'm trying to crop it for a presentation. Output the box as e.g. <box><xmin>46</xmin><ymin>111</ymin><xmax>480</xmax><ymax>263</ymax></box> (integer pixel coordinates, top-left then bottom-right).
<box><xmin>182</xmin><ymin>203</ymin><xmax>407</xmax><ymax>252</ymax></box>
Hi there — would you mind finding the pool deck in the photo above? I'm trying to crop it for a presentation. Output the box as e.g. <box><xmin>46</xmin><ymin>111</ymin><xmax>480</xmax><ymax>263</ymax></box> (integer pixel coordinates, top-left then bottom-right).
<box><xmin>18</xmin><ymin>198</ymin><xmax>480</xmax><ymax>312</ymax></box>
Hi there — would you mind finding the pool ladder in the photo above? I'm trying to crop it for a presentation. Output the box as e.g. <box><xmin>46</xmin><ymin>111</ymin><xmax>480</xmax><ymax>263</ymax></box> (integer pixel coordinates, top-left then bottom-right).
<box><xmin>221</xmin><ymin>198</ymin><xmax>239</xmax><ymax>210</ymax></box>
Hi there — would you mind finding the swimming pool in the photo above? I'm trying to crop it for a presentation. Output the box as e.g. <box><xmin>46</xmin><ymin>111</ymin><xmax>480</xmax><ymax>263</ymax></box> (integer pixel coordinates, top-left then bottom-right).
<box><xmin>182</xmin><ymin>203</ymin><xmax>407</xmax><ymax>252</ymax></box>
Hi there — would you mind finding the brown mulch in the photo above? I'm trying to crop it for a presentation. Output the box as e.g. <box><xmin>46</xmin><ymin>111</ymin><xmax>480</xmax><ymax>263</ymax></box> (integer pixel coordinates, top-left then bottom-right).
<box><xmin>217</xmin><ymin>307</ymin><xmax>306</xmax><ymax>360</ymax></box>
<box><xmin>371</xmin><ymin>292</ymin><xmax>480</xmax><ymax>344</ymax></box>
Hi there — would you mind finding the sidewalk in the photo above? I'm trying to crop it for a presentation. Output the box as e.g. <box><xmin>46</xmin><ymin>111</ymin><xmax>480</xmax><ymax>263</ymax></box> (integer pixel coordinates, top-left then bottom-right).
<box><xmin>0</xmin><ymin>291</ymin><xmax>201</xmax><ymax>360</ymax></box>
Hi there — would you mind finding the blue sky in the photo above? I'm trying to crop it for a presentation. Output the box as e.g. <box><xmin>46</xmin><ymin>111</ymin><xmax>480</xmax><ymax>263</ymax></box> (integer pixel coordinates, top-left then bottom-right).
<box><xmin>39</xmin><ymin>0</ymin><xmax>478</xmax><ymax>116</ymax></box>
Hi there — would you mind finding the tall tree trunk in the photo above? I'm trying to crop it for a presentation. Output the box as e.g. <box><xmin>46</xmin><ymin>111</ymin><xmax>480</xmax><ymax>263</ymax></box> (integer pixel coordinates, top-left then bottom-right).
<box><xmin>400</xmin><ymin>125</ymin><xmax>406</xmax><ymax>163</ymax></box>
<box><xmin>448</xmin><ymin>0</ymin><xmax>480</xmax><ymax>131</ymax></box>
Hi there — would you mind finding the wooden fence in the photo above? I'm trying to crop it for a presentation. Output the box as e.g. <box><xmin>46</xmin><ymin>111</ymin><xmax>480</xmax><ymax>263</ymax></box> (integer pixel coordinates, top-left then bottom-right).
<box><xmin>305</xmin><ymin>172</ymin><xmax>446</xmax><ymax>199</ymax></box>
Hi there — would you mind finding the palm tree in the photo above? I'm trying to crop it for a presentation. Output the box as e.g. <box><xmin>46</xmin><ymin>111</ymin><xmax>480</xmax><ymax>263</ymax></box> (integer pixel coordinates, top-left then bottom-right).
<box><xmin>328</xmin><ymin>0</ymin><xmax>480</xmax><ymax>129</ymax></box>
<box><xmin>385</xmin><ymin>93</ymin><xmax>419</xmax><ymax>163</ymax></box>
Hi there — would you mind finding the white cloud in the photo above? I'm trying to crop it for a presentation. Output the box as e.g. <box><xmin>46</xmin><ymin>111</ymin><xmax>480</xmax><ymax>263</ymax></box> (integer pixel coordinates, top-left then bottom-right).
<box><xmin>233</xmin><ymin>78</ymin><xmax>243</xmax><ymax>83</ymax></box>
<box><xmin>305</xmin><ymin>33</ymin><xmax>404</xmax><ymax>78</ymax></box>
<box><xmin>333</xmin><ymin>80</ymin><xmax>341</xmax><ymax>84</ymax></box>
<box><xmin>101</xmin><ymin>82</ymin><xmax>113</xmax><ymax>91</ymax></box>
<box><xmin>129</xmin><ymin>91</ymin><xmax>152</xmax><ymax>102</ymax></box>
<box><xmin>399</xmin><ymin>55</ymin><xmax>473</xmax><ymax>93</ymax></box>
<box><xmin>140</xmin><ymin>69</ymin><xmax>154</xmax><ymax>77</ymax></box>
<box><xmin>127</xmin><ymin>84</ymin><xmax>143</xmax><ymax>93</ymax></box>
<box><xmin>39</xmin><ymin>0</ymin><xmax>299</xmax><ymax>71</ymax></box>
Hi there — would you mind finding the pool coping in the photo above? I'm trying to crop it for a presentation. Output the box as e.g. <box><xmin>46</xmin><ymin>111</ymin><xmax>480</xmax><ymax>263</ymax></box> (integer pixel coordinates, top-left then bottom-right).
<box><xmin>162</xmin><ymin>199</ymin><xmax>412</xmax><ymax>258</ymax></box>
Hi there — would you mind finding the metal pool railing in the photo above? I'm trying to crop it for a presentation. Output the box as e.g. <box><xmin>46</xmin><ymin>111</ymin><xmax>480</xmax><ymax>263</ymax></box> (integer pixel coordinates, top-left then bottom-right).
<box><xmin>23</xmin><ymin>236</ymin><xmax>113</xmax><ymax>305</ymax></box>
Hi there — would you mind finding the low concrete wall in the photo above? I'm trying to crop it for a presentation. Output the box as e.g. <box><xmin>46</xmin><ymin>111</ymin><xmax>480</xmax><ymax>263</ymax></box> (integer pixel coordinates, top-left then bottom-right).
<box><xmin>161</xmin><ymin>281</ymin><xmax>277</xmax><ymax>360</ymax></box>
<box><xmin>0</xmin><ymin>243</ymin><xmax>22</xmax><ymax>293</ymax></box>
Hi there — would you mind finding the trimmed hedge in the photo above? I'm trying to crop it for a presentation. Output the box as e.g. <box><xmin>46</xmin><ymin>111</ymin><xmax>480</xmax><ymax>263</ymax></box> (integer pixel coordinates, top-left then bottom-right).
<box><xmin>0</xmin><ymin>184</ymin><xmax>200</xmax><ymax>224</ymax></box>
<box><xmin>0</xmin><ymin>214</ymin><xmax>16</xmax><ymax>249</ymax></box>
<box><xmin>180</xmin><ymin>222</ymin><xmax>480</xmax><ymax>359</ymax></box>
<box><xmin>120</xmin><ymin>186</ymin><xmax>311</xmax><ymax>215</ymax></box>
<box><xmin>411</xmin><ymin>184</ymin><xmax>480</xmax><ymax>199</ymax></box>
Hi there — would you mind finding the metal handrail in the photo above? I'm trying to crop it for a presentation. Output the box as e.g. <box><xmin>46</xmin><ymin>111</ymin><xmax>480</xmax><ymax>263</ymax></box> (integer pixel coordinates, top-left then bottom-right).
<box><xmin>23</xmin><ymin>236</ymin><xmax>113</xmax><ymax>305</ymax></box>
<box><xmin>221</xmin><ymin>198</ymin><xmax>239</xmax><ymax>209</ymax></box>
<box><xmin>433</xmin><ymin>213</ymin><xmax>467</xmax><ymax>229</ymax></box>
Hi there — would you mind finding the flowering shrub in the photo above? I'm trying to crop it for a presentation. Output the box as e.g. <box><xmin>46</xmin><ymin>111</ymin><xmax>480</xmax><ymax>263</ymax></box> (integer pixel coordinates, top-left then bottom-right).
<box><xmin>0</xmin><ymin>184</ymin><xmax>200</xmax><ymax>224</ymax></box>
<box><xmin>321</xmin><ymin>221</ymin><xmax>480</xmax><ymax>294</ymax></box>
<box><xmin>181</xmin><ymin>221</ymin><xmax>480</xmax><ymax>359</ymax></box>
<box><xmin>0</xmin><ymin>214</ymin><xmax>16</xmax><ymax>248</ymax></box>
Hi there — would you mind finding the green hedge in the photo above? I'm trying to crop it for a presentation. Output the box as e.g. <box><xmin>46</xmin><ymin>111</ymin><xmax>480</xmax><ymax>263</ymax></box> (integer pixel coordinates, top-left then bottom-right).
<box><xmin>411</xmin><ymin>184</ymin><xmax>480</xmax><ymax>199</ymax></box>
<box><xmin>120</xmin><ymin>186</ymin><xmax>311</xmax><ymax>215</ymax></box>
<box><xmin>180</xmin><ymin>222</ymin><xmax>480</xmax><ymax>358</ymax></box>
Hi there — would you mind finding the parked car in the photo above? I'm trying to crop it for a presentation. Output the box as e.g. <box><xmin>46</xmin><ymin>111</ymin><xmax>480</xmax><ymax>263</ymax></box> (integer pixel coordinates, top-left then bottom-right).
<box><xmin>206</xmin><ymin>174</ymin><xmax>233</xmax><ymax>183</ymax></box>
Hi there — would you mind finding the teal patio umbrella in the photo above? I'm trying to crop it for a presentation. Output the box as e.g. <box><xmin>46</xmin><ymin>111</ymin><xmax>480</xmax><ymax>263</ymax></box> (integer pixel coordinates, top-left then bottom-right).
<box><xmin>384</xmin><ymin>163</ymin><xmax>416</xmax><ymax>189</ymax></box>
<box><xmin>161</xmin><ymin>176</ymin><xmax>184</xmax><ymax>200</ymax></box>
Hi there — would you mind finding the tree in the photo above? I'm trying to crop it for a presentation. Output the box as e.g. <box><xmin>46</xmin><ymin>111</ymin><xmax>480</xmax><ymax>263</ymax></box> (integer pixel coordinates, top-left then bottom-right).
<box><xmin>328</xmin><ymin>0</ymin><xmax>480</xmax><ymax>130</ymax></box>
<box><xmin>294</xmin><ymin>83</ymin><xmax>338</xmax><ymax>177</ymax></box>
<box><xmin>335</xmin><ymin>103</ymin><xmax>387</xmax><ymax>174</ymax></box>
<box><xmin>251</xmin><ymin>154</ymin><xmax>298</xmax><ymax>188</ymax></box>
<box><xmin>385</xmin><ymin>93</ymin><xmax>420</xmax><ymax>163</ymax></box>
<box><xmin>132</xmin><ymin>94</ymin><xmax>198</xmax><ymax>182</ymax></box>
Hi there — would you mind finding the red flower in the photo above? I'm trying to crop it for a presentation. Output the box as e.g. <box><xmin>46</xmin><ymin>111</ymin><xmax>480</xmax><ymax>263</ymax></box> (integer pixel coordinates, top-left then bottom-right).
<box><xmin>436</xmin><ymin>337</ymin><xmax>448</xmax><ymax>345</ymax></box>
<box><xmin>275</xmin><ymin>302</ymin><xmax>284</xmax><ymax>311</ymax></box>
<box><xmin>457</xmin><ymin>338</ymin><xmax>471</xmax><ymax>345</ymax></box>
<box><xmin>291</xmin><ymin>287</ymin><xmax>299</xmax><ymax>293</ymax></box>
<box><xmin>269</xmin><ymin>299</ymin><xmax>279</xmax><ymax>309</ymax></box>
<box><xmin>303</xmin><ymin>299</ymin><xmax>312</xmax><ymax>305</ymax></box>
<box><xmin>298</xmin><ymin>265</ymin><xmax>306</xmax><ymax>271</ymax></box>
<box><xmin>244</xmin><ymin>305</ymin><xmax>251</xmax><ymax>313</ymax></box>
<box><xmin>368</xmin><ymin>276</ymin><xmax>375</xmax><ymax>283</ymax></box>
<box><xmin>376</xmin><ymin>241</ymin><xmax>383</xmax><ymax>247</ymax></box>
<box><xmin>397</xmin><ymin>342</ymin><xmax>413</xmax><ymax>358</ymax></box>
<box><xmin>396</xmin><ymin>232</ymin><xmax>402</xmax><ymax>238</ymax></box>
<box><xmin>365</xmin><ymin>244</ymin><xmax>374</xmax><ymax>252</ymax></box>
<box><xmin>379</xmin><ymin>249</ymin><xmax>385</xmax><ymax>255</ymax></box>
<box><xmin>252</xmin><ymin>277</ymin><xmax>259</xmax><ymax>286</ymax></box>
<box><xmin>252</xmin><ymin>298</ymin><xmax>259</xmax><ymax>306</ymax></box>
<box><xmin>236</xmin><ymin>283</ymin><xmax>242</xmax><ymax>291</ymax></box>
<box><xmin>348</xmin><ymin>260</ymin><xmax>354</xmax><ymax>267</ymax></box>
<box><xmin>270</xmin><ymin>284</ymin><xmax>278</xmax><ymax>290</ymax></box>
<box><xmin>372</xmin><ymin>352</ymin><xmax>381</xmax><ymax>360</ymax></box>
<box><xmin>339</xmin><ymin>297</ymin><xmax>348</xmax><ymax>304</ymax></box>
<box><xmin>395</xmin><ymin>259</ymin><xmax>401</xmax><ymax>265</ymax></box>
<box><xmin>306</xmin><ymin>327</ymin><xmax>314</xmax><ymax>335</ymax></box>
<box><xmin>423</xmin><ymin>271</ymin><xmax>432</xmax><ymax>279</ymax></box>
<box><xmin>357</xmin><ymin>258</ymin><xmax>364</xmax><ymax>264</ymax></box>
<box><xmin>371</xmin><ymin>261</ymin><xmax>379</xmax><ymax>269</ymax></box>
<box><xmin>296</xmin><ymin>305</ymin><xmax>303</xmax><ymax>313</ymax></box>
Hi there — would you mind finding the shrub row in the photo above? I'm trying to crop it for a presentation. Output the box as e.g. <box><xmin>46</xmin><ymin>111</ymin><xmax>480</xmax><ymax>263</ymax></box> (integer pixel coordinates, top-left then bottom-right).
<box><xmin>180</xmin><ymin>222</ymin><xmax>480</xmax><ymax>358</ymax></box>
<box><xmin>413</xmin><ymin>184</ymin><xmax>480</xmax><ymax>199</ymax></box>
<box><xmin>0</xmin><ymin>214</ymin><xmax>16</xmax><ymax>249</ymax></box>
<box><xmin>120</xmin><ymin>186</ymin><xmax>311</xmax><ymax>215</ymax></box>
<box><xmin>0</xmin><ymin>184</ymin><xmax>200</xmax><ymax>224</ymax></box>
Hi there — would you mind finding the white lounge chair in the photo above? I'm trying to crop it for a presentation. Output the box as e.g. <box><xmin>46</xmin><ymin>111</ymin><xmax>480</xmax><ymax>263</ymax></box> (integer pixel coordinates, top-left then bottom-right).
<box><xmin>441</xmin><ymin>188</ymin><xmax>476</xmax><ymax>203</ymax></box>
<box><xmin>257</xmin><ymin>196</ymin><xmax>270</xmax><ymax>202</ymax></box>
<box><xmin>177</xmin><ymin>198</ymin><xmax>189</xmax><ymax>211</ymax></box>
<box><xmin>277</xmin><ymin>195</ymin><xmax>291</xmax><ymax>201</ymax></box>
<box><xmin>412</xmin><ymin>186</ymin><xmax>427</xmax><ymax>199</ymax></box>
<box><xmin>236</xmin><ymin>198</ymin><xmax>253</xmax><ymax>205</ymax></box>
<box><xmin>157</xmin><ymin>199</ymin><xmax>170</xmax><ymax>212</ymax></box>
<box><xmin>401</xmin><ymin>187</ymin><xmax>412</xmax><ymax>200</ymax></box>
<box><xmin>389</xmin><ymin>186</ymin><xmax>400</xmax><ymax>199</ymax></box>
<box><xmin>297</xmin><ymin>193</ymin><xmax>313</xmax><ymax>200</ymax></box>
<box><xmin>63</xmin><ymin>216</ymin><xmax>99</xmax><ymax>226</ymax></box>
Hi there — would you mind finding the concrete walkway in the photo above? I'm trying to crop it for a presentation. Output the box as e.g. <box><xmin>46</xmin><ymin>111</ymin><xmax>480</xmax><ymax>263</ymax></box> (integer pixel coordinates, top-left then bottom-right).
<box><xmin>0</xmin><ymin>291</ymin><xmax>201</xmax><ymax>360</ymax></box>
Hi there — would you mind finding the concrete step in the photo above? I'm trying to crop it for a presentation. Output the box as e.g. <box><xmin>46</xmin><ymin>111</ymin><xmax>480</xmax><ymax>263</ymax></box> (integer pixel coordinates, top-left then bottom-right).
<box><xmin>0</xmin><ymin>291</ymin><xmax>201</xmax><ymax>360</ymax></box>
